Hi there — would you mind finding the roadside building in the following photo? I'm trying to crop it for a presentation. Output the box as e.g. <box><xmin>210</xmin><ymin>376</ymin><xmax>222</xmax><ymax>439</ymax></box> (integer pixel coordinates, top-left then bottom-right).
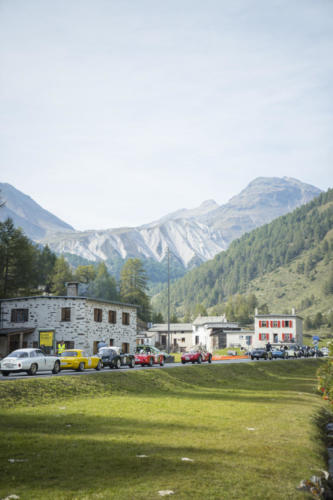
<box><xmin>0</xmin><ymin>283</ymin><xmax>137</xmax><ymax>357</ymax></box>
<box><xmin>147</xmin><ymin>323</ymin><xmax>193</xmax><ymax>352</ymax></box>
<box><xmin>225</xmin><ymin>330</ymin><xmax>254</xmax><ymax>349</ymax></box>
<box><xmin>254</xmin><ymin>308</ymin><xmax>303</xmax><ymax>348</ymax></box>
<box><xmin>192</xmin><ymin>315</ymin><xmax>242</xmax><ymax>352</ymax></box>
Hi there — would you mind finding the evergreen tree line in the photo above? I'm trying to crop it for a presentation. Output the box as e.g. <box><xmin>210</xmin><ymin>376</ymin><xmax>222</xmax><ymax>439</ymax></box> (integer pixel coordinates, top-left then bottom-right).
<box><xmin>153</xmin><ymin>189</ymin><xmax>333</xmax><ymax>318</ymax></box>
<box><xmin>0</xmin><ymin>218</ymin><xmax>151</xmax><ymax>321</ymax></box>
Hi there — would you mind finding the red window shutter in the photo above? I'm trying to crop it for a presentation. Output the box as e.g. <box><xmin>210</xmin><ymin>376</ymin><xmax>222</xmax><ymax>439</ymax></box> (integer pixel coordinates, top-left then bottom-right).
<box><xmin>282</xmin><ymin>334</ymin><xmax>285</xmax><ymax>341</ymax></box>
<box><xmin>290</xmin><ymin>334</ymin><xmax>293</xmax><ymax>339</ymax></box>
<box><xmin>270</xmin><ymin>320</ymin><xmax>273</xmax><ymax>328</ymax></box>
<box><xmin>259</xmin><ymin>320</ymin><xmax>262</xmax><ymax>327</ymax></box>
<box><xmin>259</xmin><ymin>333</ymin><xmax>262</xmax><ymax>340</ymax></box>
<box><xmin>278</xmin><ymin>321</ymin><xmax>280</xmax><ymax>327</ymax></box>
<box><xmin>266</xmin><ymin>334</ymin><xmax>269</xmax><ymax>340</ymax></box>
<box><xmin>282</xmin><ymin>320</ymin><xmax>285</xmax><ymax>327</ymax></box>
<box><xmin>289</xmin><ymin>320</ymin><xmax>292</xmax><ymax>327</ymax></box>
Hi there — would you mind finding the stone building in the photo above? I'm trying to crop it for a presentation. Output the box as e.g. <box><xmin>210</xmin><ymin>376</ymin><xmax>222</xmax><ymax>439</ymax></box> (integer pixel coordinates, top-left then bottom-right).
<box><xmin>0</xmin><ymin>286</ymin><xmax>137</xmax><ymax>356</ymax></box>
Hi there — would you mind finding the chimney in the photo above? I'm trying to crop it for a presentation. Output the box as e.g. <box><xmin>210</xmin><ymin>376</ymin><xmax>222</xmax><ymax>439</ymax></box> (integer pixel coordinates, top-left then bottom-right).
<box><xmin>291</xmin><ymin>307</ymin><xmax>296</xmax><ymax>315</ymax></box>
<box><xmin>66</xmin><ymin>282</ymin><xmax>79</xmax><ymax>297</ymax></box>
<box><xmin>255</xmin><ymin>308</ymin><xmax>258</xmax><ymax>316</ymax></box>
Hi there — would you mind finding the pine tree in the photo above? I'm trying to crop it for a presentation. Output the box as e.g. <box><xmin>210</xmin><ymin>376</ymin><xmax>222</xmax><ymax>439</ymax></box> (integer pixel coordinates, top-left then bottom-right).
<box><xmin>50</xmin><ymin>256</ymin><xmax>73</xmax><ymax>296</ymax></box>
<box><xmin>120</xmin><ymin>258</ymin><xmax>151</xmax><ymax>322</ymax></box>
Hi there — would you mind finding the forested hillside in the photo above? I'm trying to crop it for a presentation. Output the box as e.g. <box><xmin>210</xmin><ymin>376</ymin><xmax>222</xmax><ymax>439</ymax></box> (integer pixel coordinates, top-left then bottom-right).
<box><xmin>152</xmin><ymin>189</ymin><xmax>333</xmax><ymax>322</ymax></box>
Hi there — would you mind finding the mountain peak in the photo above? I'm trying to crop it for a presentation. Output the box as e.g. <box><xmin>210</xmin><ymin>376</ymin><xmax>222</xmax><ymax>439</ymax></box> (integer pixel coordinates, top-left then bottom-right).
<box><xmin>200</xmin><ymin>199</ymin><xmax>219</xmax><ymax>209</ymax></box>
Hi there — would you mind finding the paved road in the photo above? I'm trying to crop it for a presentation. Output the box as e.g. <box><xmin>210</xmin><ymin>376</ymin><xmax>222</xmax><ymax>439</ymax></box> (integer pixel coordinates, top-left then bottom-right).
<box><xmin>0</xmin><ymin>357</ymin><xmax>259</xmax><ymax>381</ymax></box>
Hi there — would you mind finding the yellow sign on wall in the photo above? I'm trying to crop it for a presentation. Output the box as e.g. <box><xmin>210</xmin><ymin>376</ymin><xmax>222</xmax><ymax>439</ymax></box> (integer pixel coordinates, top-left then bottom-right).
<box><xmin>39</xmin><ymin>331</ymin><xmax>54</xmax><ymax>347</ymax></box>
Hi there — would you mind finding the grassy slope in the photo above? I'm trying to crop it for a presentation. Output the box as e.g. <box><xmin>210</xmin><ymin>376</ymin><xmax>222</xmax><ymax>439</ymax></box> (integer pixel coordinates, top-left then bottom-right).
<box><xmin>0</xmin><ymin>361</ymin><xmax>329</xmax><ymax>500</ymax></box>
<box><xmin>241</xmin><ymin>237</ymin><xmax>333</xmax><ymax>341</ymax></box>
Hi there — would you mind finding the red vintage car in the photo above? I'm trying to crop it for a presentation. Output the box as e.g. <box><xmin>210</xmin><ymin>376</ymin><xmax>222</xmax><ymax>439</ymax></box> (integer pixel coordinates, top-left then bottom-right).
<box><xmin>181</xmin><ymin>349</ymin><xmax>212</xmax><ymax>364</ymax></box>
<box><xmin>135</xmin><ymin>351</ymin><xmax>165</xmax><ymax>367</ymax></box>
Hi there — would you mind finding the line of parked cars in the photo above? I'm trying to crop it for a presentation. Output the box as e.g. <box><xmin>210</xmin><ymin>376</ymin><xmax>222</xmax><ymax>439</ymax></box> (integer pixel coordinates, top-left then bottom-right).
<box><xmin>0</xmin><ymin>344</ymin><xmax>214</xmax><ymax>377</ymax></box>
<box><xmin>249</xmin><ymin>344</ymin><xmax>328</xmax><ymax>360</ymax></box>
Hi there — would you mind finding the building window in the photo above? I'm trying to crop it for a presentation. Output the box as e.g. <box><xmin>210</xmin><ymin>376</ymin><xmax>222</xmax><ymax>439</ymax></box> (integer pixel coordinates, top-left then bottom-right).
<box><xmin>109</xmin><ymin>338</ymin><xmax>114</xmax><ymax>346</ymax></box>
<box><xmin>181</xmin><ymin>337</ymin><xmax>185</xmax><ymax>342</ymax></box>
<box><xmin>259</xmin><ymin>333</ymin><xmax>269</xmax><ymax>341</ymax></box>
<box><xmin>94</xmin><ymin>308</ymin><xmax>103</xmax><ymax>322</ymax></box>
<box><xmin>61</xmin><ymin>307</ymin><xmax>71</xmax><ymax>322</ymax></box>
<box><xmin>283</xmin><ymin>320</ymin><xmax>293</xmax><ymax>327</ymax></box>
<box><xmin>11</xmin><ymin>309</ymin><xmax>29</xmax><ymax>322</ymax></box>
<box><xmin>195</xmin><ymin>335</ymin><xmax>199</xmax><ymax>345</ymax></box>
<box><xmin>122</xmin><ymin>342</ymin><xmax>129</xmax><ymax>353</ymax></box>
<box><xmin>122</xmin><ymin>312</ymin><xmax>130</xmax><ymax>325</ymax></box>
<box><xmin>282</xmin><ymin>333</ymin><xmax>293</xmax><ymax>341</ymax></box>
<box><xmin>161</xmin><ymin>335</ymin><xmax>167</xmax><ymax>346</ymax></box>
<box><xmin>173</xmin><ymin>339</ymin><xmax>177</xmax><ymax>347</ymax></box>
<box><xmin>259</xmin><ymin>320</ymin><xmax>269</xmax><ymax>327</ymax></box>
<box><xmin>108</xmin><ymin>310</ymin><xmax>117</xmax><ymax>324</ymax></box>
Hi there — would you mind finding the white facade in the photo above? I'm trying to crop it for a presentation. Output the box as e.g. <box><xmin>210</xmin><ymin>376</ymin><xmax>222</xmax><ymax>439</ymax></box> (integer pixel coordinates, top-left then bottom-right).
<box><xmin>147</xmin><ymin>324</ymin><xmax>193</xmax><ymax>352</ymax></box>
<box><xmin>0</xmin><ymin>296</ymin><xmax>137</xmax><ymax>356</ymax></box>
<box><xmin>192</xmin><ymin>316</ymin><xmax>241</xmax><ymax>352</ymax></box>
<box><xmin>226</xmin><ymin>331</ymin><xmax>253</xmax><ymax>349</ymax></box>
<box><xmin>254</xmin><ymin>311</ymin><xmax>303</xmax><ymax>348</ymax></box>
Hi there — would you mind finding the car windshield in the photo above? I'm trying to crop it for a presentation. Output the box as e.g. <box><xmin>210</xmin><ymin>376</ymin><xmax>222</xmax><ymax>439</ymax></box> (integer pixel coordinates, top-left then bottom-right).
<box><xmin>60</xmin><ymin>351</ymin><xmax>78</xmax><ymax>357</ymax></box>
<box><xmin>7</xmin><ymin>351</ymin><xmax>29</xmax><ymax>358</ymax></box>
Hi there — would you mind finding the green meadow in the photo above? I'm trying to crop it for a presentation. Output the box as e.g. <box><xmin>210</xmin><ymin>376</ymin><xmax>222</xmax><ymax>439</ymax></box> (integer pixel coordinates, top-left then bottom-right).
<box><xmin>0</xmin><ymin>360</ymin><xmax>329</xmax><ymax>499</ymax></box>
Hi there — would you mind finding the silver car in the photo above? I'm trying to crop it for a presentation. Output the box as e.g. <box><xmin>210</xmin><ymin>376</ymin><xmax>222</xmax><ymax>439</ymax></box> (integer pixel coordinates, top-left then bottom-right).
<box><xmin>0</xmin><ymin>348</ymin><xmax>61</xmax><ymax>377</ymax></box>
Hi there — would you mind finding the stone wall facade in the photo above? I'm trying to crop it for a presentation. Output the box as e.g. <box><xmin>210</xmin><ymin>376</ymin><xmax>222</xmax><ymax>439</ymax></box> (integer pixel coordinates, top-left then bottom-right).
<box><xmin>0</xmin><ymin>296</ymin><xmax>137</xmax><ymax>355</ymax></box>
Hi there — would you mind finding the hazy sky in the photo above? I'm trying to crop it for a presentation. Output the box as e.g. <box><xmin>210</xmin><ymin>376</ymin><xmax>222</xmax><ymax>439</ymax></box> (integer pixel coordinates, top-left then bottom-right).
<box><xmin>1</xmin><ymin>0</ymin><xmax>332</xmax><ymax>230</ymax></box>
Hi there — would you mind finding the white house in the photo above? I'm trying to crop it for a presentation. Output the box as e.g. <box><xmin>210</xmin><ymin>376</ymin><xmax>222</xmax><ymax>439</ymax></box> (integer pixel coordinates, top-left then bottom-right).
<box><xmin>147</xmin><ymin>323</ymin><xmax>193</xmax><ymax>352</ymax></box>
<box><xmin>192</xmin><ymin>315</ymin><xmax>242</xmax><ymax>352</ymax></box>
<box><xmin>254</xmin><ymin>308</ymin><xmax>303</xmax><ymax>348</ymax></box>
<box><xmin>225</xmin><ymin>330</ymin><xmax>254</xmax><ymax>349</ymax></box>
<box><xmin>0</xmin><ymin>285</ymin><xmax>137</xmax><ymax>357</ymax></box>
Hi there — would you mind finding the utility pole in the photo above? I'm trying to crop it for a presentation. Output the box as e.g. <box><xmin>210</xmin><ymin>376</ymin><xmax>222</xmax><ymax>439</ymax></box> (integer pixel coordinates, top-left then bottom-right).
<box><xmin>167</xmin><ymin>246</ymin><xmax>170</xmax><ymax>354</ymax></box>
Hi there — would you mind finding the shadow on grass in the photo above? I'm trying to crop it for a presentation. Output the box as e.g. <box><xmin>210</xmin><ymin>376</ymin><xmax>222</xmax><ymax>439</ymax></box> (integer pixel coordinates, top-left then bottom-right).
<box><xmin>0</xmin><ymin>412</ymin><xmax>239</xmax><ymax>497</ymax></box>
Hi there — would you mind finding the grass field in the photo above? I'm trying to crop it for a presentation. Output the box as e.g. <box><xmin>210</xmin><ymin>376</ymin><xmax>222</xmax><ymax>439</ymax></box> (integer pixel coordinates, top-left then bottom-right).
<box><xmin>0</xmin><ymin>360</ymin><xmax>329</xmax><ymax>499</ymax></box>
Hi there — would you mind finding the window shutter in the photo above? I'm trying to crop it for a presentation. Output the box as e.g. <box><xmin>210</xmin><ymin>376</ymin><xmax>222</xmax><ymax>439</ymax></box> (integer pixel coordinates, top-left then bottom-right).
<box><xmin>289</xmin><ymin>320</ymin><xmax>292</xmax><ymax>327</ymax></box>
<box><xmin>259</xmin><ymin>333</ymin><xmax>262</xmax><ymax>340</ymax></box>
<box><xmin>290</xmin><ymin>334</ymin><xmax>293</xmax><ymax>339</ymax></box>
<box><xmin>278</xmin><ymin>321</ymin><xmax>280</xmax><ymax>327</ymax></box>
<box><xmin>266</xmin><ymin>334</ymin><xmax>269</xmax><ymax>340</ymax></box>
<box><xmin>259</xmin><ymin>320</ymin><xmax>262</xmax><ymax>327</ymax></box>
<box><xmin>270</xmin><ymin>320</ymin><xmax>273</xmax><ymax>328</ymax></box>
<box><xmin>282</xmin><ymin>334</ymin><xmax>285</xmax><ymax>341</ymax></box>
<box><xmin>282</xmin><ymin>320</ymin><xmax>285</xmax><ymax>327</ymax></box>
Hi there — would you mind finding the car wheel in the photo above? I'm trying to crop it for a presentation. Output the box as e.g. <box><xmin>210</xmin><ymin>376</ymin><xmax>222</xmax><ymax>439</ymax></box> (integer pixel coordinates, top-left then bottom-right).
<box><xmin>28</xmin><ymin>363</ymin><xmax>37</xmax><ymax>376</ymax></box>
<box><xmin>256</xmin><ymin>357</ymin><xmax>259</xmax><ymax>360</ymax></box>
<box><xmin>251</xmin><ymin>356</ymin><xmax>254</xmax><ymax>360</ymax></box>
<box><xmin>1</xmin><ymin>371</ymin><xmax>10</xmax><ymax>376</ymax></box>
<box><xmin>182</xmin><ymin>360</ymin><xmax>186</xmax><ymax>364</ymax></box>
<box><xmin>52</xmin><ymin>361</ymin><xmax>60</xmax><ymax>374</ymax></box>
<box><xmin>160</xmin><ymin>357</ymin><xmax>165</xmax><ymax>366</ymax></box>
<box><xmin>148</xmin><ymin>357</ymin><xmax>153</xmax><ymax>367</ymax></box>
<box><xmin>129</xmin><ymin>358</ymin><xmax>135</xmax><ymax>368</ymax></box>
<box><xmin>77</xmin><ymin>362</ymin><xmax>85</xmax><ymax>372</ymax></box>
<box><xmin>95</xmin><ymin>360</ymin><xmax>102</xmax><ymax>371</ymax></box>
<box><xmin>197</xmin><ymin>356</ymin><xmax>202</xmax><ymax>364</ymax></box>
<box><xmin>116</xmin><ymin>358</ymin><xmax>121</xmax><ymax>369</ymax></box>
<box><xmin>208</xmin><ymin>355</ymin><xmax>212</xmax><ymax>364</ymax></box>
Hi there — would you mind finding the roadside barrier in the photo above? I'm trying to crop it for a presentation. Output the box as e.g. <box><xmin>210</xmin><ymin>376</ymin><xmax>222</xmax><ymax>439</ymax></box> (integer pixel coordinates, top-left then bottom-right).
<box><xmin>212</xmin><ymin>355</ymin><xmax>249</xmax><ymax>361</ymax></box>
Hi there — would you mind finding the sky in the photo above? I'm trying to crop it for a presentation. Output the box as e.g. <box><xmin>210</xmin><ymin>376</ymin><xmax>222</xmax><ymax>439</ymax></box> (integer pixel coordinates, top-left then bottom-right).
<box><xmin>0</xmin><ymin>0</ymin><xmax>332</xmax><ymax>231</ymax></box>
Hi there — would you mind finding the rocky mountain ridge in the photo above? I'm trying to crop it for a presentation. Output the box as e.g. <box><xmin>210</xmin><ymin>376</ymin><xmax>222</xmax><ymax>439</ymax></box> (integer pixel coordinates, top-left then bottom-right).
<box><xmin>0</xmin><ymin>177</ymin><xmax>322</xmax><ymax>269</ymax></box>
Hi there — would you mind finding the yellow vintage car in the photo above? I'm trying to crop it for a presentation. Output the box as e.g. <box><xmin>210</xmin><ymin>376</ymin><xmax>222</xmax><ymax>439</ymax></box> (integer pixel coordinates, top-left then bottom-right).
<box><xmin>59</xmin><ymin>349</ymin><xmax>102</xmax><ymax>372</ymax></box>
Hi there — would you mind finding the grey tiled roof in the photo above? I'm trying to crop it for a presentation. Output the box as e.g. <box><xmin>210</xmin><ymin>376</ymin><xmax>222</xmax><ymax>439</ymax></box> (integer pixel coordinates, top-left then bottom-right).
<box><xmin>148</xmin><ymin>323</ymin><xmax>193</xmax><ymax>333</ymax></box>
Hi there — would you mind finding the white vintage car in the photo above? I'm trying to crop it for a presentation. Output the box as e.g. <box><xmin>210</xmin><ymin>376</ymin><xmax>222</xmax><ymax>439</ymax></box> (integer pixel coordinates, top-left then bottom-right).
<box><xmin>0</xmin><ymin>348</ymin><xmax>61</xmax><ymax>377</ymax></box>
